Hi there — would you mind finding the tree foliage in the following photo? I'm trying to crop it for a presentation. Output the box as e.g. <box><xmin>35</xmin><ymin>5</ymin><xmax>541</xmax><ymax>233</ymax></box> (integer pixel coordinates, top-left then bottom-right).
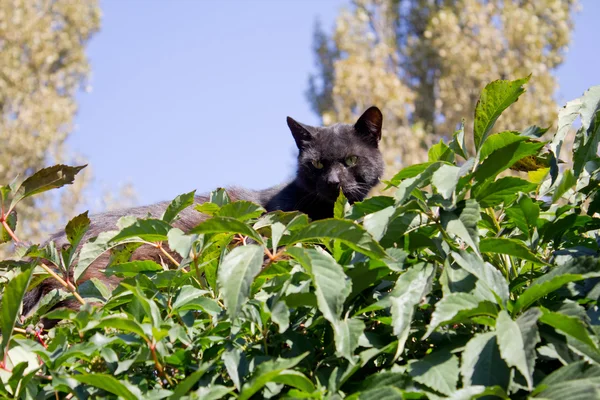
<box><xmin>0</xmin><ymin>0</ymin><xmax>101</xmax><ymax>246</ymax></box>
<box><xmin>308</xmin><ymin>0</ymin><xmax>577</xmax><ymax>174</ymax></box>
<box><xmin>1</xmin><ymin>78</ymin><xmax>600</xmax><ymax>398</ymax></box>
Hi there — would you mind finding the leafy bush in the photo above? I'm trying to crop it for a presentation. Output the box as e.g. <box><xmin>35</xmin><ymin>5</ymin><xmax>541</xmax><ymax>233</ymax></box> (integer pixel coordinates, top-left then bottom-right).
<box><xmin>1</xmin><ymin>78</ymin><xmax>600</xmax><ymax>399</ymax></box>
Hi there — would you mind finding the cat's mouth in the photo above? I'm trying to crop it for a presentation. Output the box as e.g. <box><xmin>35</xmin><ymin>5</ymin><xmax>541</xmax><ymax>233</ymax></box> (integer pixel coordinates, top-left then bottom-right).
<box><xmin>320</xmin><ymin>183</ymin><xmax>366</xmax><ymax>203</ymax></box>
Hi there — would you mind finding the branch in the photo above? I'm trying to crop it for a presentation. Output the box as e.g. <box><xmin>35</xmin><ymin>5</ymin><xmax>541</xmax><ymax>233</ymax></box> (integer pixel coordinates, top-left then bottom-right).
<box><xmin>38</xmin><ymin>263</ymin><xmax>85</xmax><ymax>305</ymax></box>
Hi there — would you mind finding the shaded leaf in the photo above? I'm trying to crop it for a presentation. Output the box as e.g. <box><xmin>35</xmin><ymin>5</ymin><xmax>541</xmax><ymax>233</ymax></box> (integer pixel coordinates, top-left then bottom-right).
<box><xmin>283</xmin><ymin>219</ymin><xmax>386</xmax><ymax>259</ymax></box>
<box><xmin>105</xmin><ymin>260</ymin><xmax>164</xmax><ymax>277</ymax></box>
<box><xmin>10</xmin><ymin>164</ymin><xmax>86</xmax><ymax>210</ymax></box>
<box><xmin>480</xmin><ymin>237</ymin><xmax>545</xmax><ymax>264</ymax></box>
<box><xmin>73</xmin><ymin>374</ymin><xmax>140</xmax><ymax>400</ymax></box>
<box><xmin>474</xmin><ymin>177</ymin><xmax>536</xmax><ymax>208</ymax></box>
<box><xmin>409</xmin><ymin>350</ymin><xmax>459</xmax><ymax>395</ymax></box>
<box><xmin>238</xmin><ymin>354</ymin><xmax>307</xmax><ymax>400</ymax></box>
<box><xmin>461</xmin><ymin>332</ymin><xmax>510</xmax><ymax>389</ymax></box>
<box><xmin>0</xmin><ymin>263</ymin><xmax>34</xmax><ymax>359</ymax></box>
<box><xmin>513</xmin><ymin>256</ymin><xmax>600</xmax><ymax>314</ymax></box>
<box><xmin>440</xmin><ymin>199</ymin><xmax>481</xmax><ymax>253</ymax></box>
<box><xmin>452</xmin><ymin>251</ymin><xmax>509</xmax><ymax>306</ymax></box>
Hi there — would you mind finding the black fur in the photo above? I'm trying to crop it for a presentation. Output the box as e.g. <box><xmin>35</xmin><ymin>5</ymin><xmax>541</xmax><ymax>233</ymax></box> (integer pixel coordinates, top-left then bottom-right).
<box><xmin>22</xmin><ymin>107</ymin><xmax>384</xmax><ymax>320</ymax></box>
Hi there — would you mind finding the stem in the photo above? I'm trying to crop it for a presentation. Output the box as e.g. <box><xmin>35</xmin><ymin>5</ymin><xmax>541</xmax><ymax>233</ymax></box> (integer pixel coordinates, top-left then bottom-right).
<box><xmin>34</xmin><ymin>331</ymin><xmax>48</xmax><ymax>349</ymax></box>
<box><xmin>149</xmin><ymin>342</ymin><xmax>174</xmax><ymax>387</ymax></box>
<box><xmin>1</xmin><ymin>219</ymin><xmax>20</xmax><ymax>243</ymax></box>
<box><xmin>262</xmin><ymin>329</ymin><xmax>269</xmax><ymax>356</ymax></box>
<box><xmin>39</xmin><ymin>263</ymin><xmax>85</xmax><ymax>306</ymax></box>
<box><xmin>13</xmin><ymin>327</ymin><xmax>26</xmax><ymax>334</ymax></box>
<box><xmin>157</xmin><ymin>245</ymin><xmax>180</xmax><ymax>268</ymax></box>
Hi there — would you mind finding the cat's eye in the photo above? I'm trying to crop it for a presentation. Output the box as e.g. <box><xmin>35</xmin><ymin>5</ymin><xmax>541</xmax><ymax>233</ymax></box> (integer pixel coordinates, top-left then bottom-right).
<box><xmin>345</xmin><ymin>155</ymin><xmax>358</xmax><ymax>167</ymax></box>
<box><xmin>312</xmin><ymin>159</ymin><xmax>324</xmax><ymax>169</ymax></box>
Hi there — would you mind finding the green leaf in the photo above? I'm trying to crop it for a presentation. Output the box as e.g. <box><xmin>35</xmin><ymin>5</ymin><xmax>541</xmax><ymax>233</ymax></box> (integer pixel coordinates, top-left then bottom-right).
<box><xmin>348</xmin><ymin>196</ymin><xmax>395</xmax><ymax>219</ymax></box>
<box><xmin>533</xmin><ymin>361</ymin><xmax>600</xmax><ymax>399</ymax></box>
<box><xmin>334</xmin><ymin>190</ymin><xmax>350</xmax><ymax>219</ymax></box>
<box><xmin>480</xmin><ymin>237</ymin><xmax>545</xmax><ymax>264</ymax></box>
<box><xmin>495</xmin><ymin>310</ymin><xmax>539</xmax><ymax>389</ymax></box>
<box><xmin>475</xmin><ymin>140</ymin><xmax>546</xmax><ymax>183</ymax></box>
<box><xmin>0</xmin><ymin>263</ymin><xmax>34</xmax><ymax>359</ymax></box>
<box><xmin>539</xmin><ymin>307</ymin><xmax>598</xmax><ymax>350</ymax></box>
<box><xmin>440</xmin><ymin>199</ymin><xmax>481</xmax><ymax>254</ymax></box>
<box><xmin>162</xmin><ymin>190</ymin><xmax>196</xmax><ymax>223</ymax></box>
<box><xmin>238</xmin><ymin>353</ymin><xmax>308</xmax><ymax>400</ymax></box>
<box><xmin>93</xmin><ymin>316</ymin><xmax>149</xmax><ymax>342</ymax></box>
<box><xmin>167</xmin><ymin>228</ymin><xmax>195</xmax><ymax>259</ymax></box>
<box><xmin>73</xmin><ymin>374</ymin><xmax>140</xmax><ymax>400</ymax></box>
<box><xmin>217</xmin><ymin>200</ymin><xmax>266</xmax><ymax>221</ymax></box>
<box><xmin>551</xmin><ymin>169</ymin><xmax>576</xmax><ymax>202</ymax></box>
<box><xmin>286</xmin><ymin>247</ymin><xmax>350</xmax><ymax>324</ymax></box>
<box><xmin>209</xmin><ymin>188</ymin><xmax>231</xmax><ymax>206</ymax></box>
<box><xmin>195</xmin><ymin>202</ymin><xmax>220</xmax><ymax>216</ymax></box>
<box><xmin>333</xmin><ymin>317</ymin><xmax>365</xmax><ymax>361</ymax></box>
<box><xmin>9</xmin><ymin>164</ymin><xmax>86</xmax><ymax>210</ymax></box>
<box><xmin>408</xmin><ymin>350</ymin><xmax>459</xmax><ymax>395</ymax></box>
<box><xmin>424</xmin><ymin>293</ymin><xmax>497</xmax><ymax>338</ymax></box>
<box><xmin>189</xmin><ymin>216</ymin><xmax>263</xmax><ymax>244</ymax></box>
<box><xmin>109</xmin><ymin>218</ymin><xmax>172</xmax><ymax>243</ymax></box>
<box><xmin>388</xmin><ymin>162</ymin><xmax>436</xmax><ymax>184</ymax></box>
<box><xmin>452</xmin><ymin>251</ymin><xmax>509</xmax><ymax>306</ymax></box>
<box><xmin>270</xmin><ymin>370</ymin><xmax>316</xmax><ymax>393</ymax></box>
<box><xmin>447</xmin><ymin>386</ymin><xmax>509</xmax><ymax>400</ymax></box>
<box><xmin>473</xmin><ymin>76</ymin><xmax>530</xmax><ymax>150</ymax></box>
<box><xmin>217</xmin><ymin>244</ymin><xmax>264</xmax><ymax>321</ymax></box>
<box><xmin>120</xmin><ymin>283</ymin><xmax>162</xmax><ymax>328</ymax></box>
<box><xmin>74</xmin><ymin>230</ymin><xmax>117</xmax><ymax>282</ymax></box>
<box><xmin>513</xmin><ymin>256</ymin><xmax>600</xmax><ymax>314</ymax></box>
<box><xmin>461</xmin><ymin>332</ymin><xmax>510</xmax><ymax>389</ymax></box>
<box><xmin>105</xmin><ymin>260</ymin><xmax>164</xmax><ymax>277</ymax></box>
<box><xmin>573</xmin><ymin>110</ymin><xmax>600</xmax><ymax>178</ymax></box>
<box><xmin>523</xmin><ymin>125</ymin><xmax>549</xmax><ymax>138</ymax></box>
<box><xmin>394</xmin><ymin>162</ymin><xmax>446</xmax><ymax>205</ymax></box>
<box><xmin>283</xmin><ymin>219</ymin><xmax>386</xmax><ymax>259</ymax></box>
<box><xmin>169</xmin><ymin>362</ymin><xmax>213</xmax><ymax>399</ymax></box>
<box><xmin>196</xmin><ymin>385</ymin><xmax>234</xmax><ymax>400</ymax></box>
<box><xmin>432</xmin><ymin>164</ymin><xmax>461</xmax><ymax>200</ymax></box>
<box><xmin>428</xmin><ymin>139</ymin><xmax>454</xmax><ymax>163</ymax></box>
<box><xmin>550</xmin><ymin>86</ymin><xmax>600</xmax><ymax>168</ymax></box>
<box><xmin>449</xmin><ymin>121</ymin><xmax>467</xmax><ymax>159</ymax></box>
<box><xmin>362</xmin><ymin>206</ymin><xmax>395</xmax><ymax>241</ymax></box>
<box><xmin>172</xmin><ymin>286</ymin><xmax>221</xmax><ymax>315</ymax></box>
<box><xmin>474</xmin><ymin>177</ymin><xmax>536</xmax><ymax>208</ymax></box>
<box><xmin>0</xmin><ymin>210</ymin><xmax>17</xmax><ymax>244</ymax></box>
<box><xmin>478</xmin><ymin>131</ymin><xmax>529</xmax><ymax>161</ymax></box>
<box><xmin>390</xmin><ymin>263</ymin><xmax>434</xmax><ymax>356</ymax></box>
<box><xmin>65</xmin><ymin>211</ymin><xmax>91</xmax><ymax>248</ymax></box>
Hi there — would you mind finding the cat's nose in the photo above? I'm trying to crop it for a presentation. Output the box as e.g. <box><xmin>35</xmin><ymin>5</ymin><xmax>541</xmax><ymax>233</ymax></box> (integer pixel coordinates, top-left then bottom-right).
<box><xmin>327</xmin><ymin>171</ymin><xmax>340</xmax><ymax>187</ymax></box>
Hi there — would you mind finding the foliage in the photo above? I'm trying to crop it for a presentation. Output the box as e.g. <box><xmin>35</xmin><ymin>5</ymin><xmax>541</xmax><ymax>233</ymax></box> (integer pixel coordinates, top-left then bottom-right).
<box><xmin>308</xmin><ymin>0</ymin><xmax>578</xmax><ymax>175</ymax></box>
<box><xmin>0</xmin><ymin>0</ymin><xmax>136</xmax><ymax>254</ymax></box>
<box><xmin>1</xmin><ymin>78</ymin><xmax>600</xmax><ymax>399</ymax></box>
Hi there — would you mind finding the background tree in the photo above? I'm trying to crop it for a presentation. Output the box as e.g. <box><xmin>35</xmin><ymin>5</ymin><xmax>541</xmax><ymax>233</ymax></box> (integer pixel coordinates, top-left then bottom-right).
<box><xmin>0</xmin><ymin>0</ymin><xmax>101</xmax><ymax>250</ymax></box>
<box><xmin>308</xmin><ymin>0</ymin><xmax>577</xmax><ymax>175</ymax></box>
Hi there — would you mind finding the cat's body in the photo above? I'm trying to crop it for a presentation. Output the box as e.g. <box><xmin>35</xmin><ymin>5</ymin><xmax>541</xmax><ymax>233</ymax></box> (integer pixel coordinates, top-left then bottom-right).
<box><xmin>22</xmin><ymin>107</ymin><xmax>385</xmax><ymax>321</ymax></box>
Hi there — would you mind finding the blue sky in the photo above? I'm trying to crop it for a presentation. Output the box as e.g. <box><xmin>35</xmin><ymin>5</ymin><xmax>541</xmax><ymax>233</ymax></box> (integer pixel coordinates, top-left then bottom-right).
<box><xmin>71</xmin><ymin>0</ymin><xmax>599</xmax><ymax>208</ymax></box>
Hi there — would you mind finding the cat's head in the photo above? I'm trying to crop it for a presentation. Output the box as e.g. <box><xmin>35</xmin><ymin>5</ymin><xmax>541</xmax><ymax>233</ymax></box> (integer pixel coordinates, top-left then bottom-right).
<box><xmin>287</xmin><ymin>107</ymin><xmax>385</xmax><ymax>203</ymax></box>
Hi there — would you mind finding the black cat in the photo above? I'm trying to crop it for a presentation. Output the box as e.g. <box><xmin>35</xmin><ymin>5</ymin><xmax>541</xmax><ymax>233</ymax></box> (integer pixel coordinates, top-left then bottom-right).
<box><xmin>22</xmin><ymin>107</ymin><xmax>384</xmax><ymax>319</ymax></box>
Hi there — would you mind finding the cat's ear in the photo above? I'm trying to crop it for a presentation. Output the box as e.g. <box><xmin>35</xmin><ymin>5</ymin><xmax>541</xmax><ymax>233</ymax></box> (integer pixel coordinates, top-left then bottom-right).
<box><xmin>355</xmin><ymin>106</ymin><xmax>382</xmax><ymax>145</ymax></box>
<box><xmin>287</xmin><ymin>117</ymin><xmax>313</xmax><ymax>150</ymax></box>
